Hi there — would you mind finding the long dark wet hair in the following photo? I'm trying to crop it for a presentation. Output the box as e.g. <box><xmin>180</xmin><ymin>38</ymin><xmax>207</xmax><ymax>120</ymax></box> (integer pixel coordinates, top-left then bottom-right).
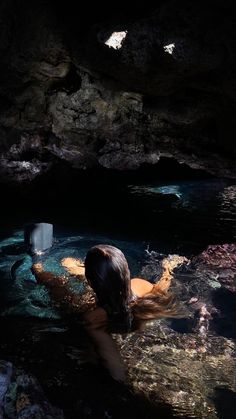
<box><xmin>85</xmin><ymin>245</ymin><xmax>132</xmax><ymax>330</ymax></box>
<box><xmin>85</xmin><ymin>244</ymin><xmax>181</xmax><ymax>331</ymax></box>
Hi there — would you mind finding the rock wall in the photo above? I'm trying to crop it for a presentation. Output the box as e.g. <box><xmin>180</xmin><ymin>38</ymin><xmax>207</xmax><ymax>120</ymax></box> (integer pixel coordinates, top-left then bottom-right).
<box><xmin>0</xmin><ymin>0</ymin><xmax>235</xmax><ymax>183</ymax></box>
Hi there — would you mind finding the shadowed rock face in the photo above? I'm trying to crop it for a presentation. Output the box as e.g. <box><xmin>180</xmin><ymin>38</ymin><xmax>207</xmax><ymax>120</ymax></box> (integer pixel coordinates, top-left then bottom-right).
<box><xmin>0</xmin><ymin>0</ymin><xmax>236</xmax><ymax>183</ymax></box>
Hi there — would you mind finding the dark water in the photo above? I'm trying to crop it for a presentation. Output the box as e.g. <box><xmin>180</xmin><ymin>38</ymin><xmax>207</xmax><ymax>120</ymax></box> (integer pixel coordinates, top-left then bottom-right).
<box><xmin>126</xmin><ymin>178</ymin><xmax>236</xmax><ymax>253</ymax></box>
<box><xmin>0</xmin><ymin>177</ymin><xmax>235</xmax><ymax>318</ymax></box>
<box><xmin>0</xmin><ymin>176</ymin><xmax>236</xmax><ymax>418</ymax></box>
<box><xmin>1</xmin><ymin>176</ymin><xmax>236</xmax><ymax>255</ymax></box>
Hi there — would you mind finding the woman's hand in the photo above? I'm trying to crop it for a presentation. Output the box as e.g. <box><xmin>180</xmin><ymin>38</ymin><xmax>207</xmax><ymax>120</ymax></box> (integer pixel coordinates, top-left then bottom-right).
<box><xmin>61</xmin><ymin>257</ymin><xmax>85</xmax><ymax>278</ymax></box>
<box><xmin>154</xmin><ymin>255</ymin><xmax>189</xmax><ymax>293</ymax></box>
<box><xmin>31</xmin><ymin>262</ymin><xmax>44</xmax><ymax>274</ymax></box>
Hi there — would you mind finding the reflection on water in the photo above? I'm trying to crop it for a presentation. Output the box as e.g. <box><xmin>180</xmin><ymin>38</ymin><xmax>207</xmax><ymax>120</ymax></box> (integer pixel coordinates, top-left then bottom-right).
<box><xmin>220</xmin><ymin>185</ymin><xmax>236</xmax><ymax>223</ymax></box>
<box><xmin>129</xmin><ymin>179</ymin><xmax>236</xmax><ymax>213</ymax></box>
<box><xmin>1</xmin><ymin>178</ymin><xmax>235</xmax><ymax>256</ymax></box>
<box><xmin>128</xmin><ymin>179</ymin><xmax>236</xmax><ymax>249</ymax></box>
<box><xmin>130</xmin><ymin>184</ymin><xmax>183</xmax><ymax>199</ymax></box>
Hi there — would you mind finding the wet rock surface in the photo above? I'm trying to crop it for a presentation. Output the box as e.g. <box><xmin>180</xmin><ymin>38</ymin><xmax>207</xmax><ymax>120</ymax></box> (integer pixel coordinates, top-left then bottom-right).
<box><xmin>0</xmin><ymin>360</ymin><xmax>64</xmax><ymax>418</ymax></box>
<box><xmin>0</xmin><ymin>242</ymin><xmax>236</xmax><ymax>418</ymax></box>
<box><xmin>0</xmin><ymin>0</ymin><xmax>236</xmax><ymax>183</ymax></box>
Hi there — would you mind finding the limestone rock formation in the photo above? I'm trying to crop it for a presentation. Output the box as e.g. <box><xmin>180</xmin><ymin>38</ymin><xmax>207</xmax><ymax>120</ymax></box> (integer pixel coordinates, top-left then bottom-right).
<box><xmin>0</xmin><ymin>0</ymin><xmax>235</xmax><ymax>183</ymax></box>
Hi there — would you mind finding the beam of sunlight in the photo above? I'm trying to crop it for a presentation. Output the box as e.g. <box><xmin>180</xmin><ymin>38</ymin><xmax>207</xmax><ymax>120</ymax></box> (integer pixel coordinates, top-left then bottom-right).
<box><xmin>105</xmin><ymin>31</ymin><xmax>127</xmax><ymax>50</ymax></box>
<box><xmin>163</xmin><ymin>43</ymin><xmax>175</xmax><ymax>55</ymax></box>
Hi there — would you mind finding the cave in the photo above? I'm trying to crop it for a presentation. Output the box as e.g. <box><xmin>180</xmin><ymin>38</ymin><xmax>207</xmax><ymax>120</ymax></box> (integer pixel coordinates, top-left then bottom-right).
<box><xmin>0</xmin><ymin>1</ymin><xmax>236</xmax><ymax>418</ymax></box>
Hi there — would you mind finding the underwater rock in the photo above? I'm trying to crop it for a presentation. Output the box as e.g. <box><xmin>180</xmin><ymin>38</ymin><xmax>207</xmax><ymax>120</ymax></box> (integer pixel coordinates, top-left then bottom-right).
<box><xmin>192</xmin><ymin>243</ymin><xmax>236</xmax><ymax>292</ymax></box>
<box><xmin>0</xmin><ymin>361</ymin><xmax>12</xmax><ymax>417</ymax></box>
<box><xmin>193</xmin><ymin>243</ymin><xmax>236</xmax><ymax>269</ymax></box>
<box><xmin>113</xmin><ymin>244</ymin><xmax>236</xmax><ymax>417</ymax></box>
<box><xmin>0</xmin><ymin>360</ymin><xmax>64</xmax><ymax>418</ymax></box>
<box><xmin>116</xmin><ymin>325</ymin><xmax>236</xmax><ymax>419</ymax></box>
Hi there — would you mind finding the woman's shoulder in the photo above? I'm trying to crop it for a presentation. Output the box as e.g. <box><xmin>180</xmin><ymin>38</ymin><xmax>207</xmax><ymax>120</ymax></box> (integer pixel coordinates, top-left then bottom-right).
<box><xmin>131</xmin><ymin>277</ymin><xmax>154</xmax><ymax>297</ymax></box>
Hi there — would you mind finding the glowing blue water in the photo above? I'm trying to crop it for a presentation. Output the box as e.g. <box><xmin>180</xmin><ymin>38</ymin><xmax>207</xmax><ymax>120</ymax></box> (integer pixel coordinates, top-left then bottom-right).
<box><xmin>0</xmin><ymin>232</ymin><xmax>146</xmax><ymax>319</ymax></box>
<box><xmin>1</xmin><ymin>179</ymin><xmax>235</xmax><ymax>319</ymax></box>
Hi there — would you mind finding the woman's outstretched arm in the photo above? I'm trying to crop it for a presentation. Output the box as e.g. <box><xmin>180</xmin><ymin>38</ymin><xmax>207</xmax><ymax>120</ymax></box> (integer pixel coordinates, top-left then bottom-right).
<box><xmin>131</xmin><ymin>255</ymin><xmax>188</xmax><ymax>297</ymax></box>
<box><xmin>31</xmin><ymin>262</ymin><xmax>91</xmax><ymax>314</ymax></box>
<box><xmin>83</xmin><ymin>308</ymin><xmax>126</xmax><ymax>382</ymax></box>
<box><xmin>32</xmin><ymin>263</ymin><xmax>125</xmax><ymax>381</ymax></box>
<box><xmin>153</xmin><ymin>255</ymin><xmax>188</xmax><ymax>293</ymax></box>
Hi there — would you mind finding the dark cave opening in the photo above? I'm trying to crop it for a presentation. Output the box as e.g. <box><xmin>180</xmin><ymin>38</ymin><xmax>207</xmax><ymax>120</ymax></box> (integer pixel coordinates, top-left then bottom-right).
<box><xmin>47</xmin><ymin>64</ymin><xmax>82</xmax><ymax>94</ymax></box>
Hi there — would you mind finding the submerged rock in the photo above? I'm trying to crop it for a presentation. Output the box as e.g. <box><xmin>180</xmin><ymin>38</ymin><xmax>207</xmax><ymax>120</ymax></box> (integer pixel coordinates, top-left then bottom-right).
<box><xmin>115</xmin><ymin>243</ymin><xmax>236</xmax><ymax>418</ymax></box>
<box><xmin>192</xmin><ymin>244</ymin><xmax>236</xmax><ymax>292</ymax></box>
<box><xmin>0</xmin><ymin>360</ymin><xmax>64</xmax><ymax>418</ymax></box>
<box><xmin>116</xmin><ymin>326</ymin><xmax>236</xmax><ymax>419</ymax></box>
<box><xmin>0</xmin><ymin>361</ymin><xmax>12</xmax><ymax>418</ymax></box>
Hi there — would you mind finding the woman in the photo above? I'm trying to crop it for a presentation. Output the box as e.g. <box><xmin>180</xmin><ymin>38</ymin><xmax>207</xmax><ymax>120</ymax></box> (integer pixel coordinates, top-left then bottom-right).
<box><xmin>32</xmin><ymin>245</ymin><xmax>186</xmax><ymax>382</ymax></box>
